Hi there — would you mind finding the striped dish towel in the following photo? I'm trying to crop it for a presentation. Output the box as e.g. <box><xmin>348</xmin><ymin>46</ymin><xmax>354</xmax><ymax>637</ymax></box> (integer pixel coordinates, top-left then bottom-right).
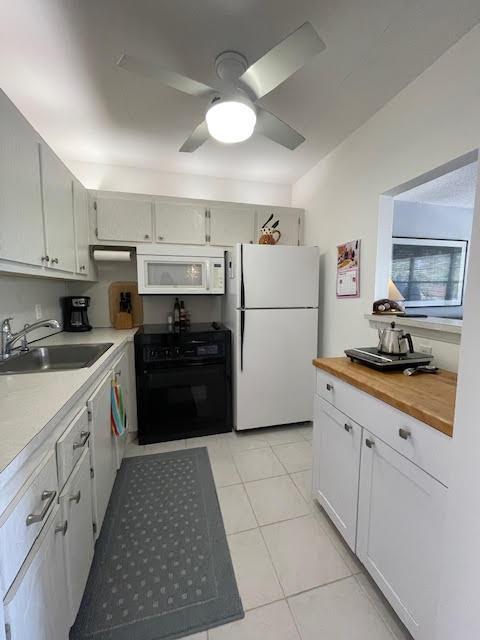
<box><xmin>111</xmin><ymin>378</ymin><xmax>127</xmax><ymax>436</ymax></box>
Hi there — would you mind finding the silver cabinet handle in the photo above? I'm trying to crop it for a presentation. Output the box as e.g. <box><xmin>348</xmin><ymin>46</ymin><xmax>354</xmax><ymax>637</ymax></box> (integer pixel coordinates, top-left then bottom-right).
<box><xmin>80</xmin><ymin>265</ymin><xmax>86</xmax><ymax>271</ymax></box>
<box><xmin>73</xmin><ymin>431</ymin><xmax>90</xmax><ymax>450</ymax></box>
<box><xmin>158</xmin><ymin>236</ymin><xmax>164</xmax><ymax>241</ymax></box>
<box><xmin>115</xmin><ymin>370</ymin><xmax>121</xmax><ymax>377</ymax></box>
<box><xmin>399</xmin><ymin>428</ymin><xmax>411</xmax><ymax>440</ymax></box>
<box><xmin>51</xmin><ymin>257</ymin><xmax>59</xmax><ymax>265</ymax></box>
<box><xmin>55</xmin><ymin>520</ymin><xmax>68</xmax><ymax>536</ymax></box>
<box><xmin>26</xmin><ymin>490</ymin><xmax>57</xmax><ymax>526</ymax></box>
<box><xmin>344</xmin><ymin>424</ymin><xmax>352</xmax><ymax>432</ymax></box>
<box><xmin>326</xmin><ymin>383</ymin><xmax>334</xmax><ymax>391</ymax></box>
<box><xmin>69</xmin><ymin>490</ymin><xmax>81</xmax><ymax>504</ymax></box>
<box><xmin>144</xmin><ymin>234</ymin><xmax>150</xmax><ymax>239</ymax></box>
<box><xmin>41</xmin><ymin>255</ymin><xmax>50</xmax><ymax>263</ymax></box>
<box><xmin>365</xmin><ymin>438</ymin><xmax>375</xmax><ymax>449</ymax></box>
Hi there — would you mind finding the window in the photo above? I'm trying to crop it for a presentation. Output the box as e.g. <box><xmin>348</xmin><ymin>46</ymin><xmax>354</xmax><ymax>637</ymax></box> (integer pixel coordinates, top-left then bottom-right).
<box><xmin>392</xmin><ymin>237</ymin><xmax>468</xmax><ymax>307</ymax></box>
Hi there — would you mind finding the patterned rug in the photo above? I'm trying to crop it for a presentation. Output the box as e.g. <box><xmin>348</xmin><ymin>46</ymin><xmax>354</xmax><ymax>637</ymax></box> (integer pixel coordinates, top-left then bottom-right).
<box><xmin>71</xmin><ymin>448</ymin><xmax>243</xmax><ymax>640</ymax></box>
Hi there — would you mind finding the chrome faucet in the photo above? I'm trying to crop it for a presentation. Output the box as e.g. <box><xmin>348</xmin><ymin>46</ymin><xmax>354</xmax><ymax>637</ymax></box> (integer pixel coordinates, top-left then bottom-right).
<box><xmin>0</xmin><ymin>317</ymin><xmax>61</xmax><ymax>361</ymax></box>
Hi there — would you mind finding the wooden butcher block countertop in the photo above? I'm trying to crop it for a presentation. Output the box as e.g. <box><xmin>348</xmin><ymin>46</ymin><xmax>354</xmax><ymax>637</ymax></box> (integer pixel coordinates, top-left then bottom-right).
<box><xmin>313</xmin><ymin>357</ymin><xmax>457</xmax><ymax>437</ymax></box>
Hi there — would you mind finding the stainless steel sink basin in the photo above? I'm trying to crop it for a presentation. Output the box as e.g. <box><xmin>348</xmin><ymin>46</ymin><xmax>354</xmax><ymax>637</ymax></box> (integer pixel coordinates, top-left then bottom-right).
<box><xmin>0</xmin><ymin>343</ymin><xmax>113</xmax><ymax>375</ymax></box>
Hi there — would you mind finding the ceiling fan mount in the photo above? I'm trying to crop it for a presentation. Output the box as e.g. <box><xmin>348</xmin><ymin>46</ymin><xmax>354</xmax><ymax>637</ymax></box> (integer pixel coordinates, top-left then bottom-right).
<box><xmin>117</xmin><ymin>22</ymin><xmax>326</xmax><ymax>152</ymax></box>
<box><xmin>214</xmin><ymin>51</ymin><xmax>249</xmax><ymax>83</ymax></box>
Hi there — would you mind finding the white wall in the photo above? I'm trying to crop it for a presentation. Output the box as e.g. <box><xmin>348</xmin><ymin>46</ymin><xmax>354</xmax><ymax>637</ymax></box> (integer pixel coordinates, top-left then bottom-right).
<box><xmin>292</xmin><ymin>24</ymin><xmax>480</xmax><ymax>370</ymax></box>
<box><xmin>67</xmin><ymin>160</ymin><xmax>292</xmax><ymax>208</ymax></box>
<box><xmin>436</xmin><ymin>164</ymin><xmax>480</xmax><ymax>639</ymax></box>
<box><xmin>67</xmin><ymin>260</ymin><xmax>221</xmax><ymax>328</ymax></box>
<box><xmin>0</xmin><ymin>274</ymin><xmax>65</xmax><ymax>342</ymax></box>
<box><xmin>392</xmin><ymin>200</ymin><xmax>474</xmax><ymax>240</ymax></box>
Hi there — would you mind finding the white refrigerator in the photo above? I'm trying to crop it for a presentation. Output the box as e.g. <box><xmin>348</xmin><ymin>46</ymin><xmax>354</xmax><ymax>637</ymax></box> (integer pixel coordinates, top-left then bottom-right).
<box><xmin>223</xmin><ymin>244</ymin><xmax>319</xmax><ymax>430</ymax></box>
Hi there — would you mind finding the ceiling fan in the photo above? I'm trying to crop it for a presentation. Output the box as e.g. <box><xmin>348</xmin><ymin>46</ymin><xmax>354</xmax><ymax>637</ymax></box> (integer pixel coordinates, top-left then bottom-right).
<box><xmin>117</xmin><ymin>21</ymin><xmax>325</xmax><ymax>152</ymax></box>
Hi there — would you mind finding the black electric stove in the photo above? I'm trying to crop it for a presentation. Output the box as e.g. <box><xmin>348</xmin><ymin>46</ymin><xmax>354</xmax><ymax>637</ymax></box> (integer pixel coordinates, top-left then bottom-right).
<box><xmin>135</xmin><ymin>323</ymin><xmax>232</xmax><ymax>444</ymax></box>
<box><xmin>345</xmin><ymin>346</ymin><xmax>433</xmax><ymax>371</ymax></box>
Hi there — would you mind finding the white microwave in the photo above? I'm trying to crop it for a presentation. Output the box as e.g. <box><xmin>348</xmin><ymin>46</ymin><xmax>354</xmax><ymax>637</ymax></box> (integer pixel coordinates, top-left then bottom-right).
<box><xmin>136</xmin><ymin>245</ymin><xmax>225</xmax><ymax>295</ymax></box>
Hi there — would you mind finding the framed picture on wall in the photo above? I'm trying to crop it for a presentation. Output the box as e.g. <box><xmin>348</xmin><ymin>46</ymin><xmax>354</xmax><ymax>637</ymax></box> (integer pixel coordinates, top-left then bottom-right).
<box><xmin>391</xmin><ymin>237</ymin><xmax>468</xmax><ymax>307</ymax></box>
<box><xmin>336</xmin><ymin>239</ymin><xmax>360</xmax><ymax>298</ymax></box>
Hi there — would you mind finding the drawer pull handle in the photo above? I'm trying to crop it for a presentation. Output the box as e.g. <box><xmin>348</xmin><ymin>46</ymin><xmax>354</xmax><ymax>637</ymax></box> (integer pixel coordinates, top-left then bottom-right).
<box><xmin>69</xmin><ymin>490</ymin><xmax>81</xmax><ymax>504</ymax></box>
<box><xmin>365</xmin><ymin>438</ymin><xmax>375</xmax><ymax>449</ymax></box>
<box><xmin>399</xmin><ymin>428</ymin><xmax>411</xmax><ymax>440</ymax></box>
<box><xmin>326</xmin><ymin>383</ymin><xmax>334</xmax><ymax>391</ymax></box>
<box><xmin>26</xmin><ymin>490</ymin><xmax>57</xmax><ymax>526</ymax></box>
<box><xmin>115</xmin><ymin>370</ymin><xmax>121</xmax><ymax>377</ymax></box>
<box><xmin>344</xmin><ymin>424</ymin><xmax>352</xmax><ymax>433</ymax></box>
<box><xmin>73</xmin><ymin>431</ymin><xmax>90</xmax><ymax>450</ymax></box>
<box><xmin>55</xmin><ymin>520</ymin><xmax>68</xmax><ymax>536</ymax></box>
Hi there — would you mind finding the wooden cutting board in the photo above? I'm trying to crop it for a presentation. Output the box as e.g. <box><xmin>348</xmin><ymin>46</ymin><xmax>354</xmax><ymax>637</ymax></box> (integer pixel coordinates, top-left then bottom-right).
<box><xmin>108</xmin><ymin>282</ymin><xmax>143</xmax><ymax>328</ymax></box>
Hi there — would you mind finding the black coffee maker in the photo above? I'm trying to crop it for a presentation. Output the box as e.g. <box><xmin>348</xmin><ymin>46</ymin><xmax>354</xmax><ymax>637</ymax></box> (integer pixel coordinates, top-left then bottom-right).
<box><xmin>62</xmin><ymin>297</ymin><xmax>92</xmax><ymax>332</ymax></box>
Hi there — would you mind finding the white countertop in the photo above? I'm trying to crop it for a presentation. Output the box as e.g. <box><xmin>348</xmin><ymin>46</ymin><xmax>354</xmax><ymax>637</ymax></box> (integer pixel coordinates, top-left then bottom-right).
<box><xmin>0</xmin><ymin>328</ymin><xmax>137</xmax><ymax>477</ymax></box>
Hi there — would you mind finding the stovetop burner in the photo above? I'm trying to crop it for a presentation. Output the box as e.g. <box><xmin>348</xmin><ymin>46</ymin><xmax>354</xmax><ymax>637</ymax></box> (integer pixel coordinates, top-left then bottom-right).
<box><xmin>345</xmin><ymin>346</ymin><xmax>433</xmax><ymax>371</ymax></box>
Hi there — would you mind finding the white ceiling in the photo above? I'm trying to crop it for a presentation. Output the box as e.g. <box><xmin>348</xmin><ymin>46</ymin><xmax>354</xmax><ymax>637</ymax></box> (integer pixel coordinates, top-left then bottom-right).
<box><xmin>396</xmin><ymin>162</ymin><xmax>478</xmax><ymax>208</ymax></box>
<box><xmin>1</xmin><ymin>0</ymin><xmax>479</xmax><ymax>185</ymax></box>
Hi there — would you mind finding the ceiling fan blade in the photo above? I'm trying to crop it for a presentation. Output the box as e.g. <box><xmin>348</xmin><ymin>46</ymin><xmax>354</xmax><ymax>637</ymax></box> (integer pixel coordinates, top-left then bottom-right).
<box><xmin>256</xmin><ymin>108</ymin><xmax>305</xmax><ymax>150</ymax></box>
<box><xmin>179</xmin><ymin>121</ymin><xmax>210</xmax><ymax>152</ymax></box>
<box><xmin>240</xmin><ymin>22</ymin><xmax>325</xmax><ymax>100</ymax></box>
<box><xmin>117</xmin><ymin>53</ymin><xmax>215</xmax><ymax>98</ymax></box>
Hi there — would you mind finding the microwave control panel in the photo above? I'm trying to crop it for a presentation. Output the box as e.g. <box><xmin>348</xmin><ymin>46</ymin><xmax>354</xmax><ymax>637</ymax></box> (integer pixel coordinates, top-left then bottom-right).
<box><xmin>212</xmin><ymin>262</ymin><xmax>225</xmax><ymax>293</ymax></box>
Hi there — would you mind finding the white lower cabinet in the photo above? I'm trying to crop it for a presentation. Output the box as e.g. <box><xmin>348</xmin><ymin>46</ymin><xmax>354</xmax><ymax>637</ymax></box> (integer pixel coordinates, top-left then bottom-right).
<box><xmin>313</xmin><ymin>374</ymin><xmax>449</xmax><ymax>640</ymax></box>
<box><xmin>3</xmin><ymin>506</ymin><xmax>70</xmax><ymax>640</ymax></box>
<box><xmin>313</xmin><ymin>397</ymin><xmax>361</xmax><ymax>551</ymax></box>
<box><xmin>357</xmin><ymin>430</ymin><xmax>447</xmax><ymax>640</ymax></box>
<box><xmin>88</xmin><ymin>372</ymin><xmax>117</xmax><ymax>538</ymax></box>
<box><xmin>59</xmin><ymin>448</ymin><xmax>94</xmax><ymax>625</ymax></box>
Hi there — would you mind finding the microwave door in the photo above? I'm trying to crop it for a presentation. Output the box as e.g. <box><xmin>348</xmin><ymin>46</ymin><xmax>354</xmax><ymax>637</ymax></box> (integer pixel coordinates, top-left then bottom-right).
<box><xmin>138</xmin><ymin>256</ymin><xmax>208</xmax><ymax>294</ymax></box>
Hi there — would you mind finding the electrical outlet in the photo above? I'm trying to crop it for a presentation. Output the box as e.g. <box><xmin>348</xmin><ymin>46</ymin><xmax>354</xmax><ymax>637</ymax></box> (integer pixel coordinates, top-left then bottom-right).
<box><xmin>417</xmin><ymin>343</ymin><xmax>432</xmax><ymax>355</ymax></box>
<box><xmin>35</xmin><ymin>304</ymin><xmax>43</xmax><ymax>320</ymax></box>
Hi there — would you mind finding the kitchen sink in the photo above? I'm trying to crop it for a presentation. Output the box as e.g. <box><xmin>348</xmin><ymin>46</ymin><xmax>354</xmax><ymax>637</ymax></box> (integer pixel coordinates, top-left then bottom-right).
<box><xmin>0</xmin><ymin>343</ymin><xmax>113</xmax><ymax>375</ymax></box>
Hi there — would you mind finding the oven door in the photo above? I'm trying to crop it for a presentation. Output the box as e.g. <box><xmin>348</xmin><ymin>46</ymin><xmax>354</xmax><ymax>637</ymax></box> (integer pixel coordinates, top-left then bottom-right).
<box><xmin>137</xmin><ymin>363</ymin><xmax>231</xmax><ymax>443</ymax></box>
<box><xmin>137</xmin><ymin>255</ymin><xmax>212</xmax><ymax>294</ymax></box>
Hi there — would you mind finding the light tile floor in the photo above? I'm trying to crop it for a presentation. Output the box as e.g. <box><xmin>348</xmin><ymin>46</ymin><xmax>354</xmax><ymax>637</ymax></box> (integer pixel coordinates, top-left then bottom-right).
<box><xmin>125</xmin><ymin>425</ymin><xmax>413</xmax><ymax>640</ymax></box>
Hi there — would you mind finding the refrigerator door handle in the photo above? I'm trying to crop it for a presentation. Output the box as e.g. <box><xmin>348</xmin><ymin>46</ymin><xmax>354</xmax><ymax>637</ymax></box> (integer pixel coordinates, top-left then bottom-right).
<box><xmin>240</xmin><ymin>309</ymin><xmax>245</xmax><ymax>371</ymax></box>
<box><xmin>240</xmin><ymin>244</ymin><xmax>245</xmax><ymax>308</ymax></box>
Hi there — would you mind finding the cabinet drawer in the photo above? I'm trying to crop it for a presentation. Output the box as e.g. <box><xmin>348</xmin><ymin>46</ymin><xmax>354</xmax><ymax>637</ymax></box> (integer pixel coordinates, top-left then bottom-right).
<box><xmin>0</xmin><ymin>451</ymin><xmax>58</xmax><ymax>591</ymax></box>
<box><xmin>56</xmin><ymin>406</ymin><xmax>90</xmax><ymax>490</ymax></box>
<box><xmin>315</xmin><ymin>370</ymin><xmax>450</xmax><ymax>485</ymax></box>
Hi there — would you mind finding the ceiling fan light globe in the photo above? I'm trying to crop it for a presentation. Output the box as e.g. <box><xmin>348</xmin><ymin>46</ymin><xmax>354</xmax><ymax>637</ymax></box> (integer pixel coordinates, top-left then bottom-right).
<box><xmin>206</xmin><ymin>100</ymin><xmax>256</xmax><ymax>144</ymax></box>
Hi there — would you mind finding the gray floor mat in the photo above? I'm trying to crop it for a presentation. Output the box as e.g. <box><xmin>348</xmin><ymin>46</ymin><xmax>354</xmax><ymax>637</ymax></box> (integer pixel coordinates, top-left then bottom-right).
<box><xmin>71</xmin><ymin>447</ymin><xmax>244</xmax><ymax>640</ymax></box>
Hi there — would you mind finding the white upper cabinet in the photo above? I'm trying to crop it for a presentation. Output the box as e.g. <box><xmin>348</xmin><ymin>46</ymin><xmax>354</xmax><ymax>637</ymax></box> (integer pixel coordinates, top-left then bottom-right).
<box><xmin>0</xmin><ymin>92</ymin><xmax>45</xmax><ymax>267</ymax></box>
<box><xmin>256</xmin><ymin>207</ymin><xmax>302</xmax><ymax>246</ymax></box>
<box><xmin>209</xmin><ymin>205</ymin><xmax>255</xmax><ymax>246</ymax></box>
<box><xmin>155</xmin><ymin>201</ymin><xmax>206</xmax><ymax>245</ymax></box>
<box><xmin>73</xmin><ymin>180</ymin><xmax>90</xmax><ymax>276</ymax></box>
<box><xmin>40</xmin><ymin>143</ymin><xmax>76</xmax><ymax>272</ymax></box>
<box><xmin>96</xmin><ymin>196</ymin><xmax>153</xmax><ymax>243</ymax></box>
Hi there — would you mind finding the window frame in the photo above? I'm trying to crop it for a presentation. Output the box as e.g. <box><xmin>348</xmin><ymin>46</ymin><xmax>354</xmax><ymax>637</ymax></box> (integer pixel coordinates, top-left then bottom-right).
<box><xmin>391</xmin><ymin>237</ymin><xmax>468</xmax><ymax>308</ymax></box>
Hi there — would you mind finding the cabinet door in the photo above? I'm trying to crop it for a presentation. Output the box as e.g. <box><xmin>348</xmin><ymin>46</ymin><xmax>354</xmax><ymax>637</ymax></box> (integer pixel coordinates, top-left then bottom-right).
<box><xmin>73</xmin><ymin>180</ymin><xmax>90</xmax><ymax>276</ymax></box>
<box><xmin>313</xmin><ymin>397</ymin><xmax>361</xmax><ymax>551</ymax></box>
<box><xmin>256</xmin><ymin>208</ymin><xmax>301</xmax><ymax>246</ymax></box>
<box><xmin>0</xmin><ymin>92</ymin><xmax>45</xmax><ymax>266</ymax></box>
<box><xmin>357</xmin><ymin>431</ymin><xmax>447</xmax><ymax>640</ymax></box>
<box><xmin>40</xmin><ymin>144</ymin><xmax>75</xmax><ymax>272</ymax></box>
<box><xmin>112</xmin><ymin>350</ymin><xmax>129</xmax><ymax>469</ymax></box>
<box><xmin>59</xmin><ymin>448</ymin><xmax>94</xmax><ymax>625</ymax></box>
<box><xmin>3</xmin><ymin>506</ymin><xmax>70</xmax><ymax>640</ymax></box>
<box><xmin>88</xmin><ymin>372</ymin><xmax>117</xmax><ymax>538</ymax></box>
<box><xmin>209</xmin><ymin>206</ymin><xmax>255</xmax><ymax>246</ymax></box>
<box><xmin>155</xmin><ymin>201</ymin><xmax>206</xmax><ymax>245</ymax></box>
<box><xmin>96</xmin><ymin>196</ymin><xmax>153</xmax><ymax>243</ymax></box>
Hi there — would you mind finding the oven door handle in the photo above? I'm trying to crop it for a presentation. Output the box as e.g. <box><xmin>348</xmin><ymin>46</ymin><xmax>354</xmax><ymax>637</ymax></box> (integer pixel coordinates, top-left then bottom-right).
<box><xmin>205</xmin><ymin>260</ymin><xmax>211</xmax><ymax>291</ymax></box>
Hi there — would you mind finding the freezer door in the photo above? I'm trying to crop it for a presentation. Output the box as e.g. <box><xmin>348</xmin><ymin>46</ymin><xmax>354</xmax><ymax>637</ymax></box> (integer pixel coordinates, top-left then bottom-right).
<box><xmin>235</xmin><ymin>308</ymin><xmax>317</xmax><ymax>429</ymax></box>
<box><xmin>238</xmin><ymin>244</ymin><xmax>319</xmax><ymax>309</ymax></box>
